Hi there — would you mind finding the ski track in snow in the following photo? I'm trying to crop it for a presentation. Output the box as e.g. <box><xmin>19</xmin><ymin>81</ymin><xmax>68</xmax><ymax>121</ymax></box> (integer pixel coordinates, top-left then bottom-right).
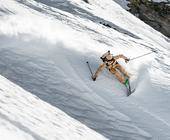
<box><xmin>0</xmin><ymin>0</ymin><xmax>170</xmax><ymax>140</ymax></box>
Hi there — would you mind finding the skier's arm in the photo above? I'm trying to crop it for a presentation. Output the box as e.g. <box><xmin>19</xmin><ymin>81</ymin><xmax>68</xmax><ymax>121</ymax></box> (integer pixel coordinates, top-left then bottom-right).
<box><xmin>114</xmin><ymin>54</ymin><xmax>130</xmax><ymax>63</ymax></box>
<box><xmin>92</xmin><ymin>63</ymin><xmax>106</xmax><ymax>81</ymax></box>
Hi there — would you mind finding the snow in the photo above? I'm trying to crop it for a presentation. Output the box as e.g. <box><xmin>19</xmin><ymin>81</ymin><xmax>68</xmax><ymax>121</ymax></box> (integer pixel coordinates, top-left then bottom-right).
<box><xmin>0</xmin><ymin>0</ymin><xmax>170</xmax><ymax>140</ymax></box>
<box><xmin>0</xmin><ymin>75</ymin><xmax>107</xmax><ymax>140</ymax></box>
<box><xmin>112</xmin><ymin>0</ymin><xmax>130</xmax><ymax>9</ymax></box>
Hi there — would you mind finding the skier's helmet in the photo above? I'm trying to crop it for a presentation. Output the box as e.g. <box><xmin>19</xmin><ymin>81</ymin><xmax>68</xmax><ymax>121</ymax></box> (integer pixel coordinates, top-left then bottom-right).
<box><xmin>101</xmin><ymin>50</ymin><xmax>112</xmax><ymax>62</ymax></box>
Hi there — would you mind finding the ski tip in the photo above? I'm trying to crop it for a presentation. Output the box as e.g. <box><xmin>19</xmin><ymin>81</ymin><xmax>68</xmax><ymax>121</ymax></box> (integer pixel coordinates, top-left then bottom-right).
<box><xmin>91</xmin><ymin>76</ymin><xmax>96</xmax><ymax>81</ymax></box>
<box><xmin>127</xmin><ymin>88</ymin><xmax>136</xmax><ymax>96</ymax></box>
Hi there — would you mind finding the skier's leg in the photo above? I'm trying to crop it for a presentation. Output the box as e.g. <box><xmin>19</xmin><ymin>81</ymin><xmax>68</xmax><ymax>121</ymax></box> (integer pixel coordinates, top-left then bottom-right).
<box><xmin>114</xmin><ymin>71</ymin><xmax>125</xmax><ymax>83</ymax></box>
<box><xmin>110</xmin><ymin>68</ymin><xmax>125</xmax><ymax>83</ymax></box>
<box><xmin>115</xmin><ymin>64</ymin><xmax>130</xmax><ymax>78</ymax></box>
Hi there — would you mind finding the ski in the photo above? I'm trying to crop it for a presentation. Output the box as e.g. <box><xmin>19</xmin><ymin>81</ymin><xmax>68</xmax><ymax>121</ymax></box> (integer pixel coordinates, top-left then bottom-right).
<box><xmin>124</xmin><ymin>79</ymin><xmax>135</xmax><ymax>96</ymax></box>
<box><xmin>127</xmin><ymin>86</ymin><xmax>136</xmax><ymax>96</ymax></box>
<box><xmin>86</xmin><ymin>61</ymin><xmax>94</xmax><ymax>80</ymax></box>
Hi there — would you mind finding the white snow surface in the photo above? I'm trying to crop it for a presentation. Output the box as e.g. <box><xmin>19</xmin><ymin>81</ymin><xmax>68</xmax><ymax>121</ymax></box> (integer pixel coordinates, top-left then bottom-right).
<box><xmin>0</xmin><ymin>75</ymin><xmax>107</xmax><ymax>140</ymax></box>
<box><xmin>0</xmin><ymin>0</ymin><xmax>170</xmax><ymax>140</ymax></box>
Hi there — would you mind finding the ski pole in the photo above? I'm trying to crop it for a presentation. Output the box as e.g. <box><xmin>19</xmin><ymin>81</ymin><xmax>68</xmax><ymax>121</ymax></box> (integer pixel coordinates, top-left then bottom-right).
<box><xmin>130</xmin><ymin>50</ymin><xmax>156</xmax><ymax>61</ymax></box>
<box><xmin>86</xmin><ymin>61</ymin><xmax>94</xmax><ymax>77</ymax></box>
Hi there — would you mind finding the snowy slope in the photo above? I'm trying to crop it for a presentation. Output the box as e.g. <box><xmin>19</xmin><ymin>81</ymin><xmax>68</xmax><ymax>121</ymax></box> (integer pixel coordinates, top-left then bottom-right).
<box><xmin>0</xmin><ymin>0</ymin><xmax>170</xmax><ymax>140</ymax></box>
<box><xmin>0</xmin><ymin>75</ymin><xmax>108</xmax><ymax>140</ymax></box>
<box><xmin>112</xmin><ymin>0</ymin><xmax>130</xmax><ymax>9</ymax></box>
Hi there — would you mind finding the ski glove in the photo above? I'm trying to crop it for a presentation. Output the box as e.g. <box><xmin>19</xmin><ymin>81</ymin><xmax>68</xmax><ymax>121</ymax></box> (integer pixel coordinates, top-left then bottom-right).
<box><xmin>125</xmin><ymin>58</ymin><xmax>130</xmax><ymax>63</ymax></box>
<box><xmin>92</xmin><ymin>76</ymin><xmax>96</xmax><ymax>81</ymax></box>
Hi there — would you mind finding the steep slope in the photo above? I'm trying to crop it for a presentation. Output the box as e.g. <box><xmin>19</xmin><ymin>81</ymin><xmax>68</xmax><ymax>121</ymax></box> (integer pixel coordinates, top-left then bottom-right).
<box><xmin>0</xmin><ymin>75</ymin><xmax>107</xmax><ymax>140</ymax></box>
<box><xmin>0</xmin><ymin>0</ymin><xmax>170</xmax><ymax>140</ymax></box>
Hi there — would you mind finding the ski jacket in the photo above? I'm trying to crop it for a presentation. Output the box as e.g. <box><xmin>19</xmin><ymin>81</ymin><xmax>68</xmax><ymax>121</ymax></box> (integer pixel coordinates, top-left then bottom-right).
<box><xmin>100</xmin><ymin>52</ymin><xmax>128</xmax><ymax>70</ymax></box>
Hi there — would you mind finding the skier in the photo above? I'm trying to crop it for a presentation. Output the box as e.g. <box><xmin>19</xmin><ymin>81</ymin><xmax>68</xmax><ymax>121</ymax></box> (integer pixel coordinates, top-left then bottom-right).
<box><xmin>92</xmin><ymin>51</ymin><xmax>130</xmax><ymax>85</ymax></box>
